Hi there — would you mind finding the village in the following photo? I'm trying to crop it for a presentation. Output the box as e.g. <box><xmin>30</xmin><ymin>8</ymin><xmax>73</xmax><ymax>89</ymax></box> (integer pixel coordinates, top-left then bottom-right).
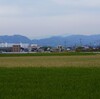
<box><xmin>0</xmin><ymin>42</ymin><xmax>100</xmax><ymax>53</ymax></box>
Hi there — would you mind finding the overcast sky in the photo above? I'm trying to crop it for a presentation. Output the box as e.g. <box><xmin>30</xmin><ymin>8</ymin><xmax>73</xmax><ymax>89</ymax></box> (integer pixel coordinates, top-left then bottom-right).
<box><xmin>0</xmin><ymin>0</ymin><xmax>100</xmax><ymax>39</ymax></box>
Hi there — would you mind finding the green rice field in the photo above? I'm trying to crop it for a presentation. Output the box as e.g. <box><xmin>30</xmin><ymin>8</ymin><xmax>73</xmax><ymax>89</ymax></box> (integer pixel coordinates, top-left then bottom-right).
<box><xmin>0</xmin><ymin>68</ymin><xmax>100</xmax><ymax>99</ymax></box>
<box><xmin>0</xmin><ymin>53</ymin><xmax>100</xmax><ymax>99</ymax></box>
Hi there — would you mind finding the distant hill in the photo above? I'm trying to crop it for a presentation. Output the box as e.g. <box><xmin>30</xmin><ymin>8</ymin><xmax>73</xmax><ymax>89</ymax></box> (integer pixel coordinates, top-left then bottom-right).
<box><xmin>0</xmin><ymin>34</ymin><xmax>100</xmax><ymax>46</ymax></box>
<box><xmin>32</xmin><ymin>35</ymin><xmax>100</xmax><ymax>47</ymax></box>
<box><xmin>0</xmin><ymin>35</ymin><xmax>31</xmax><ymax>43</ymax></box>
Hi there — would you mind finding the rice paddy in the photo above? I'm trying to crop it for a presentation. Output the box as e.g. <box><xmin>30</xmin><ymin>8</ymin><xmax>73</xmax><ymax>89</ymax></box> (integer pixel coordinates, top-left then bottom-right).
<box><xmin>0</xmin><ymin>55</ymin><xmax>100</xmax><ymax>67</ymax></box>
<box><xmin>0</xmin><ymin>53</ymin><xmax>100</xmax><ymax>99</ymax></box>
<box><xmin>0</xmin><ymin>67</ymin><xmax>100</xmax><ymax>99</ymax></box>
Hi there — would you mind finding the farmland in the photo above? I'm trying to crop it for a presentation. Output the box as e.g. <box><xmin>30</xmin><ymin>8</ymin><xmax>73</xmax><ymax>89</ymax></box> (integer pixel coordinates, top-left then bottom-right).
<box><xmin>0</xmin><ymin>54</ymin><xmax>100</xmax><ymax>67</ymax></box>
<box><xmin>0</xmin><ymin>53</ymin><xmax>100</xmax><ymax>99</ymax></box>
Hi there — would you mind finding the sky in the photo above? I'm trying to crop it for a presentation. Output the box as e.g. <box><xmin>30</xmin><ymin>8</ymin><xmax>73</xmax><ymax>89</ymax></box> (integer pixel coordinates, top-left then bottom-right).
<box><xmin>0</xmin><ymin>0</ymin><xmax>100</xmax><ymax>39</ymax></box>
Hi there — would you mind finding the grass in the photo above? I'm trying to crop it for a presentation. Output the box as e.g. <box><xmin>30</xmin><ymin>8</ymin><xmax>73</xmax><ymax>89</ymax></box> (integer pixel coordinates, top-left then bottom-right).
<box><xmin>0</xmin><ymin>54</ymin><xmax>100</xmax><ymax>98</ymax></box>
<box><xmin>0</xmin><ymin>67</ymin><xmax>100</xmax><ymax>99</ymax></box>
<box><xmin>0</xmin><ymin>52</ymin><xmax>97</xmax><ymax>57</ymax></box>
<box><xmin>0</xmin><ymin>55</ymin><xmax>100</xmax><ymax>67</ymax></box>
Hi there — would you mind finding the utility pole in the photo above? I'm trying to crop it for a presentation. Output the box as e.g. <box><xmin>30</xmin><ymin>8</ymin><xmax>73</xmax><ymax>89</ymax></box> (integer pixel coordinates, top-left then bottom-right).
<box><xmin>80</xmin><ymin>38</ymin><xmax>82</xmax><ymax>46</ymax></box>
<box><xmin>64</xmin><ymin>40</ymin><xmax>67</xmax><ymax>49</ymax></box>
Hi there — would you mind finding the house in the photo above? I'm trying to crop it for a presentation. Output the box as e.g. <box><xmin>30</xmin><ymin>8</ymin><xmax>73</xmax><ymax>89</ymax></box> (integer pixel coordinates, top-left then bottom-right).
<box><xmin>28</xmin><ymin>44</ymin><xmax>38</xmax><ymax>52</ymax></box>
<box><xmin>0</xmin><ymin>47</ymin><xmax>12</xmax><ymax>53</ymax></box>
<box><xmin>12</xmin><ymin>45</ymin><xmax>21</xmax><ymax>52</ymax></box>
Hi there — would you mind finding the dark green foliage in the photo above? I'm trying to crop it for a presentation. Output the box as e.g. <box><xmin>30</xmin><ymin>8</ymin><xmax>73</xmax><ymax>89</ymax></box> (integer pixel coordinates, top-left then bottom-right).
<box><xmin>0</xmin><ymin>52</ymin><xmax>97</xmax><ymax>57</ymax></box>
<box><xmin>75</xmin><ymin>46</ymin><xmax>94</xmax><ymax>52</ymax></box>
<box><xmin>0</xmin><ymin>67</ymin><xmax>100</xmax><ymax>99</ymax></box>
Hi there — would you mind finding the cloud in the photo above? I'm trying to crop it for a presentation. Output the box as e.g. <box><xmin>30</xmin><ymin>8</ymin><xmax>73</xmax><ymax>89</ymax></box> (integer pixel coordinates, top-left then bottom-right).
<box><xmin>0</xmin><ymin>0</ymin><xmax>100</xmax><ymax>18</ymax></box>
<box><xmin>0</xmin><ymin>13</ymin><xmax>100</xmax><ymax>38</ymax></box>
<box><xmin>0</xmin><ymin>0</ymin><xmax>100</xmax><ymax>38</ymax></box>
<box><xmin>52</xmin><ymin>0</ymin><xmax>100</xmax><ymax>8</ymax></box>
<box><xmin>52</xmin><ymin>0</ymin><xmax>67</xmax><ymax>5</ymax></box>
<box><xmin>0</xmin><ymin>5</ymin><xmax>21</xmax><ymax>16</ymax></box>
<box><xmin>81</xmin><ymin>0</ymin><xmax>100</xmax><ymax>8</ymax></box>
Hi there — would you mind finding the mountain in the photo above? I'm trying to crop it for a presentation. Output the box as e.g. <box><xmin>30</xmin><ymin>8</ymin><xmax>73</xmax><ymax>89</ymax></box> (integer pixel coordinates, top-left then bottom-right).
<box><xmin>0</xmin><ymin>35</ymin><xmax>31</xmax><ymax>43</ymax></box>
<box><xmin>32</xmin><ymin>36</ymin><xmax>64</xmax><ymax>46</ymax></box>
<box><xmin>0</xmin><ymin>34</ymin><xmax>100</xmax><ymax>47</ymax></box>
<box><xmin>32</xmin><ymin>35</ymin><xmax>100</xmax><ymax>47</ymax></box>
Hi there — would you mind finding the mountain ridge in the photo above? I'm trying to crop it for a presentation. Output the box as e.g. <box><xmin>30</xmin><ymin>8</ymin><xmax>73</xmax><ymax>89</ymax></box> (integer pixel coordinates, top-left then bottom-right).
<box><xmin>0</xmin><ymin>34</ymin><xmax>100</xmax><ymax>46</ymax></box>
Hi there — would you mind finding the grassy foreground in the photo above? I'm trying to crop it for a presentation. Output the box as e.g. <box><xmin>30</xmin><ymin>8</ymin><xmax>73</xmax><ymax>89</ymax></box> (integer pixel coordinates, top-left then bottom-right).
<box><xmin>0</xmin><ymin>53</ymin><xmax>100</xmax><ymax>99</ymax></box>
<box><xmin>0</xmin><ymin>67</ymin><xmax>100</xmax><ymax>99</ymax></box>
